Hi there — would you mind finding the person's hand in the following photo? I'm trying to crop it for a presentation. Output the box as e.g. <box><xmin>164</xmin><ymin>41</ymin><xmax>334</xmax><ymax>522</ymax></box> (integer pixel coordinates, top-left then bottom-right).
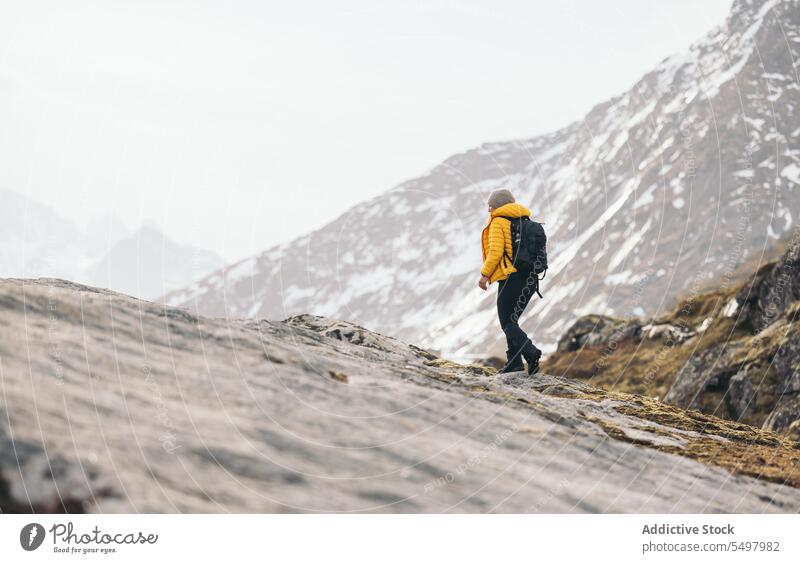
<box><xmin>478</xmin><ymin>275</ymin><xmax>490</xmax><ymax>291</ymax></box>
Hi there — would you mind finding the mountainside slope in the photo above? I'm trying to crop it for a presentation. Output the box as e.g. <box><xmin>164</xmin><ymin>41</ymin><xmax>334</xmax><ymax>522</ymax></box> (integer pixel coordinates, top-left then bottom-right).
<box><xmin>167</xmin><ymin>0</ymin><xmax>800</xmax><ymax>358</ymax></box>
<box><xmin>543</xmin><ymin>232</ymin><xmax>800</xmax><ymax>438</ymax></box>
<box><xmin>2</xmin><ymin>278</ymin><xmax>800</xmax><ymax>513</ymax></box>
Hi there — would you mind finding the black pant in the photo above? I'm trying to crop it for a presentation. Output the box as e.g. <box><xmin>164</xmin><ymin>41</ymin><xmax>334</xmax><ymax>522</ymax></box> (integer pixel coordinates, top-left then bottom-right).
<box><xmin>497</xmin><ymin>268</ymin><xmax>538</xmax><ymax>356</ymax></box>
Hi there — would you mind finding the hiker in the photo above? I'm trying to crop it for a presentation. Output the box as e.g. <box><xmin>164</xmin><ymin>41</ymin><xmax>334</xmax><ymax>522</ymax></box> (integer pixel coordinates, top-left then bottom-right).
<box><xmin>478</xmin><ymin>189</ymin><xmax>544</xmax><ymax>375</ymax></box>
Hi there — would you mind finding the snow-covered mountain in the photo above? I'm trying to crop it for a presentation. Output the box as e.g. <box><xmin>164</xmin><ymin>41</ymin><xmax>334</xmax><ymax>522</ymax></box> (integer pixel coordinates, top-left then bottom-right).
<box><xmin>167</xmin><ymin>0</ymin><xmax>800</xmax><ymax>358</ymax></box>
<box><xmin>0</xmin><ymin>190</ymin><xmax>223</xmax><ymax>299</ymax></box>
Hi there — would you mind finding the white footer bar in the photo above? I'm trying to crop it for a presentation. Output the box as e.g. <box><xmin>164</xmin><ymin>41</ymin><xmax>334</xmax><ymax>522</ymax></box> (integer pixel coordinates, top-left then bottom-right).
<box><xmin>1</xmin><ymin>514</ymin><xmax>797</xmax><ymax>562</ymax></box>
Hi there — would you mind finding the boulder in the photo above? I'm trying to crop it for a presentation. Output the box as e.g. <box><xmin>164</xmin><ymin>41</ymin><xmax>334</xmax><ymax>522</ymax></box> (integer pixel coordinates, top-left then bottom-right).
<box><xmin>665</xmin><ymin>342</ymin><xmax>739</xmax><ymax>409</ymax></box>
<box><xmin>763</xmin><ymin>396</ymin><xmax>800</xmax><ymax>439</ymax></box>
<box><xmin>727</xmin><ymin>369</ymin><xmax>756</xmax><ymax>421</ymax></box>
<box><xmin>737</xmin><ymin>242</ymin><xmax>800</xmax><ymax>333</ymax></box>
<box><xmin>556</xmin><ymin>315</ymin><xmax>641</xmax><ymax>352</ymax></box>
<box><xmin>772</xmin><ymin>329</ymin><xmax>800</xmax><ymax>395</ymax></box>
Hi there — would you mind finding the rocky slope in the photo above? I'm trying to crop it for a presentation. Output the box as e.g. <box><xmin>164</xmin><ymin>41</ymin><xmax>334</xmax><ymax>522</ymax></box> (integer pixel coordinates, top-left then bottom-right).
<box><xmin>2</xmin><ymin>278</ymin><xmax>800</xmax><ymax>513</ymax></box>
<box><xmin>167</xmin><ymin>0</ymin><xmax>800</xmax><ymax>358</ymax></box>
<box><xmin>543</xmin><ymin>232</ymin><xmax>800</xmax><ymax>438</ymax></box>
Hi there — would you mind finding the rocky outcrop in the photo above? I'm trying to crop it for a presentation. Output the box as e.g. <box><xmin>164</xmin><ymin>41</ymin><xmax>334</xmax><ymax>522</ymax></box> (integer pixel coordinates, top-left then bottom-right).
<box><xmin>727</xmin><ymin>370</ymin><xmax>757</xmax><ymax>421</ymax></box>
<box><xmin>737</xmin><ymin>234</ymin><xmax>800</xmax><ymax>333</ymax></box>
<box><xmin>772</xmin><ymin>329</ymin><xmax>800</xmax><ymax>395</ymax></box>
<box><xmin>554</xmin><ymin>314</ymin><xmax>701</xmax><ymax>356</ymax></box>
<box><xmin>555</xmin><ymin>315</ymin><xmax>641</xmax><ymax>353</ymax></box>
<box><xmin>765</xmin><ymin>397</ymin><xmax>800</xmax><ymax>437</ymax></box>
<box><xmin>2</xmin><ymin>278</ymin><xmax>800</xmax><ymax>513</ymax></box>
<box><xmin>544</xmin><ymin>239</ymin><xmax>800</xmax><ymax>438</ymax></box>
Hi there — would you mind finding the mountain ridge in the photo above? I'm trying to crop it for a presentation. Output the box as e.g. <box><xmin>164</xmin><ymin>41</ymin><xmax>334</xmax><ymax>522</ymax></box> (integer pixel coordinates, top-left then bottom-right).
<box><xmin>167</xmin><ymin>0</ymin><xmax>800</xmax><ymax>359</ymax></box>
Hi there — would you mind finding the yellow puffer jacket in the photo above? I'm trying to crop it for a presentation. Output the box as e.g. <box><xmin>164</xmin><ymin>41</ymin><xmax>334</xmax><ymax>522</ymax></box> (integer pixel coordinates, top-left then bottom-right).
<box><xmin>480</xmin><ymin>202</ymin><xmax>532</xmax><ymax>283</ymax></box>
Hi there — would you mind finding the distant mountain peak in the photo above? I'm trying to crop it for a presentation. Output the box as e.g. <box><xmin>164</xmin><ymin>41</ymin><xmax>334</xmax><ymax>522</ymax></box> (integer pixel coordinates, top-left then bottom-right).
<box><xmin>0</xmin><ymin>188</ymin><xmax>224</xmax><ymax>300</ymax></box>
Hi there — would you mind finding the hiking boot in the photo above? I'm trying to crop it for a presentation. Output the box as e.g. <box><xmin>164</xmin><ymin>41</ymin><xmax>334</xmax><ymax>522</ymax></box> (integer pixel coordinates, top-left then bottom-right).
<box><xmin>521</xmin><ymin>341</ymin><xmax>542</xmax><ymax>375</ymax></box>
<box><xmin>497</xmin><ymin>349</ymin><xmax>524</xmax><ymax>374</ymax></box>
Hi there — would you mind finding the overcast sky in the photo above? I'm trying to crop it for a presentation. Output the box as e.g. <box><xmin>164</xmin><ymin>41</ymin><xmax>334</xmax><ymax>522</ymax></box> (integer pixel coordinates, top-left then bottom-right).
<box><xmin>1</xmin><ymin>0</ymin><xmax>733</xmax><ymax>262</ymax></box>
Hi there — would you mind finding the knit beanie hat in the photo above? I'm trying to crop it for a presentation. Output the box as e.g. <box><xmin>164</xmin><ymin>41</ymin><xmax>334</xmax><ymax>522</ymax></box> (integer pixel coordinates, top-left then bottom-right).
<box><xmin>487</xmin><ymin>189</ymin><xmax>515</xmax><ymax>209</ymax></box>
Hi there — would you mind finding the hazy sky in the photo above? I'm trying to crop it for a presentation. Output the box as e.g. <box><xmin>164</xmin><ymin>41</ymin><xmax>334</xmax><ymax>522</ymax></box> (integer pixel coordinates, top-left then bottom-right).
<box><xmin>1</xmin><ymin>0</ymin><xmax>732</xmax><ymax>261</ymax></box>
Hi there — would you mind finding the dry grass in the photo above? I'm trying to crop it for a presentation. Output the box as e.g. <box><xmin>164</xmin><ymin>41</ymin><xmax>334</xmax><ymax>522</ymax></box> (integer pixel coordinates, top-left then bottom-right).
<box><xmin>542</xmin><ymin>282</ymin><xmax>748</xmax><ymax>399</ymax></box>
<box><xmin>458</xmin><ymin>364</ymin><xmax>800</xmax><ymax>489</ymax></box>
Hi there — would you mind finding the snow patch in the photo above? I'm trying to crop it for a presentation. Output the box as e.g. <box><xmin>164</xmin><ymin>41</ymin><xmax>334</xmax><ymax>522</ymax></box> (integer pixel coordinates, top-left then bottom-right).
<box><xmin>781</xmin><ymin>163</ymin><xmax>800</xmax><ymax>185</ymax></box>
<box><xmin>723</xmin><ymin>298</ymin><xmax>739</xmax><ymax>318</ymax></box>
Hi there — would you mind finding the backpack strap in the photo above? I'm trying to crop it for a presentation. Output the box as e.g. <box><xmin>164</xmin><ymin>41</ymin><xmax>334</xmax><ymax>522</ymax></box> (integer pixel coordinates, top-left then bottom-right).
<box><xmin>498</xmin><ymin>215</ymin><xmax>531</xmax><ymax>273</ymax></box>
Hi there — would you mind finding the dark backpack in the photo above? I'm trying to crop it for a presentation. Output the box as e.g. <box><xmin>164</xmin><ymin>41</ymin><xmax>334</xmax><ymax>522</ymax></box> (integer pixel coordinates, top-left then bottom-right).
<box><xmin>500</xmin><ymin>215</ymin><xmax>548</xmax><ymax>283</ymax></box>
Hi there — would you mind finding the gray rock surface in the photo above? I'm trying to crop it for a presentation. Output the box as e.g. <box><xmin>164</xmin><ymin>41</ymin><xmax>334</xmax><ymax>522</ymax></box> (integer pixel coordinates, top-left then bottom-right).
<box><xmin>0</xmin><ymin>436</ymin><xmax>102</xmax><ymax>513</ymax></box>
<box><xmin>737</xmin><ymin>234</ymin><xmax>800</xmax><ymax>334</ymax></box>
<box><xmin>2</xmin><ymin>278</ymin><xmax>800</xmax><ymax>513</ymax></box>
<box><xmin>764</xmin><ymin>397</ymin><xmax>800</xmax><ymax>439</ymax></box>
<box><xmin>665</xmin><ymin>342</ymin><xmax>740</xmax><ymax>410</ymax></box>
<box><xmin>727</xmin><ymin>370</ymin><xmax>757</xmax><ymax>421</ymax></box>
